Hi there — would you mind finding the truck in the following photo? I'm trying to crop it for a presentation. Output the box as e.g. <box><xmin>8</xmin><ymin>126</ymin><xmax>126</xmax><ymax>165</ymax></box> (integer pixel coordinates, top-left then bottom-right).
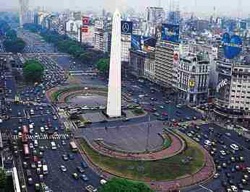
<box><xmin>43</xmin><ymin>165</ymin><xmax>48</xmax><ymax>175</ymax></box>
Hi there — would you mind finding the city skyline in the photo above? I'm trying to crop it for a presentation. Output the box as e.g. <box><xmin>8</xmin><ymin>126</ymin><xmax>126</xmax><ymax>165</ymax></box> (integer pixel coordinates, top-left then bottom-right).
<box><xmin>0</xmin><ymin>0</ymin><xmax>250</xmax><ymax>17</ymax></box>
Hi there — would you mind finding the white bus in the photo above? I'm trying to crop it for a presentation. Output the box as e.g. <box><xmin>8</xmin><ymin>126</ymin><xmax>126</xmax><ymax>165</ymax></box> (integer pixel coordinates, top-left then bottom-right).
<box><xmin>51</xmin><ymin>141</ymin><xmax>57</xmax><ymax>150</ymax></box>
<box><xmin>69</xmin><ymin>141</ymin><xmax>78</xmax><ymax>152</ymax></box>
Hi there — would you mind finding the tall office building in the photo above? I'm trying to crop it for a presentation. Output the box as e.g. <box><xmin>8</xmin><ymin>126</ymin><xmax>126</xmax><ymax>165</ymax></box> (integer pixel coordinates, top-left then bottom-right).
<box><xmin>106</xmin><ymin>9</ymin><xmax>122</xmax><ymax>117</ymax></box>
<box><xmin>19</xmin><ymin>0</ymin><xmax>29</xmax><ymax>27</ymax></box>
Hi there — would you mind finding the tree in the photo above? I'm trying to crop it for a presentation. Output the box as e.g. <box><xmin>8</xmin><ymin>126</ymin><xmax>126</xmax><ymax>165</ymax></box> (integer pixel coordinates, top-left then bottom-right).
<box><xmin>3</xmin><ymin>38</ymin><xmax>26</xmax><ymax>53</ymax></box>
<box><xmin>96</xmin><ymin>58</ymin><xmax>110</xmax><ymax>73</ymax></box>
<box><xmin>99</xmin><ymin>178</ymin><xmax>154</xmax><ymax>192</ymax></box>
<box><xmin>23</xmin><ymin>60</ymin><xmax>44</xmax><ymax>83</ymax></box>
<box><xmin>6</xmin><ymin>29</ymin><xmax>17</xmax><ymax>40</ymax></box>
<box><xmin>0</xmin><ymin>168</ymin><xmax>6</xmax><ymax>189</ymax></box>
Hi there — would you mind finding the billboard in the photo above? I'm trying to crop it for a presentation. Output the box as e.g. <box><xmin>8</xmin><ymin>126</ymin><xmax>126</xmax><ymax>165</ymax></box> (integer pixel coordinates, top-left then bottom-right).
<box><xmin>141</xmin><ymin>37</ymin><xmax>156</xmax><ymax>51</ymax></box>
<box><xmin>240</xmin><ymin>21</ymin><xmax>247</xmax><ymax>30</ymax></box>
<box><xmin>81</xmin><ymin>26</ymin><xmax>88</xmax><ymax>33</ymax></box>
<box><xmin>82</xmin><ymin>16</ymin><xmax>89</xmax><ymax>25</ymax></box>
<box><xmin>131</xmin><ymin>35</ymin><xmax>142</xmax><ymax>50</ymax></box>
<box><xmin>222</xmin><ymin>33</ymin><xmax>242</xmax><ymax>59</ymax></box>
<box><xmin>121</xmin><ymin>21</ymin><xmax>133</xmax><ymax>34</ymax></box>
<box><xmin>161</xmin><ymin>23</ymin><xmax>180</xmax><ymax>43</ymax></box>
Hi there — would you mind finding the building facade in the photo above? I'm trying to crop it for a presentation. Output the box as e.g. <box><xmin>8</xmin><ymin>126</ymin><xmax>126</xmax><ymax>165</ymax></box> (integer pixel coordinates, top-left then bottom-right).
<box><xmin>177</xmin><ymin>52</ymin><xmax>210</xmax><ymax>105</ymax></box>
<box><xmin>121</xmin><ymin>34</ymin><xmax>131</xmax><ymax>62</ymax></box>
<box><xmin>155</xmin><ymin>41</ymin><xmax>177</xmax><ymax>88</ymax></box>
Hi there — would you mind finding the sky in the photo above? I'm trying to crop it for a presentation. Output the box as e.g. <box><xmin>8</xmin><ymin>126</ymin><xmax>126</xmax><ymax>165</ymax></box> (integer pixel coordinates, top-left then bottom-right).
<box><xmin>1</xmin><ymin>0</ymin><xmax>250</xmax><ymax>17</ymax></box>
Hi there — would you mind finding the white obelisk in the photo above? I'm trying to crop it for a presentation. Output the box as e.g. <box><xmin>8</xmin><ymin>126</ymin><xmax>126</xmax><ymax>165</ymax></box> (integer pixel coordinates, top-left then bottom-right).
<box><xmin>106</xmin><ymin>9</ymin><xmax>121</xmax><ymax>117</ymax></box>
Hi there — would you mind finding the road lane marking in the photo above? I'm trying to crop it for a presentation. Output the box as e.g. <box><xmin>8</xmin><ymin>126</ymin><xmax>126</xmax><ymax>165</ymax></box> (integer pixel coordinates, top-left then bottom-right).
<box><xmin>199</xmin><ymin>185</ymin><xmax>213</xmax><ymax>192</ymax></box>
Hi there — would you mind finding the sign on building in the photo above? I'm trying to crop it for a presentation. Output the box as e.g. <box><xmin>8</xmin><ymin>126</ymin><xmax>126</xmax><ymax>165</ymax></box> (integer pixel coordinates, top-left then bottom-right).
<box><xmin>222</xmin><ymin>32</ymin><xmax>242</xmax><ymax>59</ymax></box>
<box><xmin>82</xmin><ymin>16</ymin><xmax>90</xmax><ymax>25</ymax></box>
<box><xmin>121</xmin><ymin>21</ymin><xmax>133</xmax><ymax>34</ymax></box>
<box><xmin>161</xmin><ymin>23</ymin><xmax>180</xmax><ymax>43</ymax></box>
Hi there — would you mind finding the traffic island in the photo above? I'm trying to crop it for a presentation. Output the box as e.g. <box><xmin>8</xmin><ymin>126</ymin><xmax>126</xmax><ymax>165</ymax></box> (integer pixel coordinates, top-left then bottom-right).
<box><xmin>76</xmin><ymin>129</ymin><xmax>215</xmax><ymax>191</ymax></box>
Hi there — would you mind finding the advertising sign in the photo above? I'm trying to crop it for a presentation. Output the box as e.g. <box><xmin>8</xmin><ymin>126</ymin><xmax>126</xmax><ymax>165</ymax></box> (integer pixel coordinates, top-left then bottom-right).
<box><xmin>82</xmin><ymin>16</ymin><xmax>89</xmax><ymax>25</ymax></box>
<box><xmin>161</xmin><ymin>23</ymin><xmax>180</xmax><ymax>43</ymax></box>
<box><xmin>81</xmin><ymin>26</ymin><xmax>88</xmax><ymax>33</ymax></box>
<box><xmin>141</xmin><ymin>36</ymin><xmax>156</xmax><ymax>51</ymax></box>
<box><xmin>131</xmin><ymin>35</ymin><xmax>142</xmax><ymax>50</ymax></box>
<box><xmin>240</xmin><ymin>21</ymin><xmax>247</xmax><ymax>30</ymax></box>
<box><xmin>222</xmin><ymin>33</ymin><xmax>242</xmax><ymax>59</ymax></box>
<box><xmin>121</xmin><ymin>21</ymin><xmax>133</xmax><ymax>34</ymax></box>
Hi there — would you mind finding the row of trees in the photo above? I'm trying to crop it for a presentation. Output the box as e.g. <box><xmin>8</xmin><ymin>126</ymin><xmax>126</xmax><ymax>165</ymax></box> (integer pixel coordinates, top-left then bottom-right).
<box><xmin>99</xmin><ymin>178</ymin><xmax>154</xmax><ymax>192</ymax></box>
<box><xmin>24</xmin><ymin>23</ymin><xmax>110</xmax><ymax>73</ymax></box>
<box><xmin>0</xmin><ymin>20</ymin><xmax>26</xmax><ymax>53</ymax></box>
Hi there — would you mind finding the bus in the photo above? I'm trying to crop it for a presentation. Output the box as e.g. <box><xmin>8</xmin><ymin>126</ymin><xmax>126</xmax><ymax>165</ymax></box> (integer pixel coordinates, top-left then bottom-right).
<box><xmin>22</xmin><ymin>125</ymin><xmax>29</xmax><ymax>134</ymax></box>
<box><xmin>69</xmin><ymin>141</ymin><xmax>78</xmax><ymax>152</ymax></box>
<box><xmin>23</xmin><ymin>144</ymin><xmax>30</xmax><ymax>159</ymax></box>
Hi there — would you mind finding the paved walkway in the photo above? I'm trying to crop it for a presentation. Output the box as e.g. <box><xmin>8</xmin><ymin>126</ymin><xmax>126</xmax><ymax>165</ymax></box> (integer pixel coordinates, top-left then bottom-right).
<box><xmin>89</xmin><ymin>132</ymin><xmax>184</xmax><ymax>160</ymax></box>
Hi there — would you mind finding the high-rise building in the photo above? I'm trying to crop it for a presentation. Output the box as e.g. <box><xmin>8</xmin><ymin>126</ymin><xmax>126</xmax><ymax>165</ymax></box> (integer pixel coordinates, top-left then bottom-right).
<box><xmin>106</xmin><ymin>9</ymin><xmax>122</xmax><ymax>117</ymax></box>
<box><xmin>19</xmin><ymin>0</ymin><xmax>29</xmax><ymax>27</ymax></box>
<box><xmin>155</xmin><ymin>41</ymin><xmax>178</xmax><ymax>88</ymax></box>
<box><xmin>121</xmin><ymin>34</ymin><xmax>131</xmax><ymax>62</ymax></box>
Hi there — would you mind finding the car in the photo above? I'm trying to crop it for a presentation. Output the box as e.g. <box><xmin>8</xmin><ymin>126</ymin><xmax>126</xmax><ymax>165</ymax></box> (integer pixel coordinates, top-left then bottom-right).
<box><xmin>80</xmin><ymin>174</ymin><xmax>89</xmax><ymax>181</ymax></box>
<box><xmin>61</xmin><ymin>140</ymin><xmax>66</xmax><ymax>145</ymax></box>
<box><xmin>72</xmin><ymin>173</ymin><xmax>79</xmax><ymax>180</ymax></box>
<box><xmin>38</xmin><ymin>174</ymin><xmax>44</xmax><ymax>182</ymax></box>
<box><xmin>220</xmin><ymin>150</ymin><xmax>227</xmax><ymax>156</ymax></box>
<box><xmin>53</xmin><ymin>115</ymin><xmax>57</xmax><ymax>120</ymax></box>
<box><xmin>40</xmin><ymin>127</ymin><xmax>45</xmax><ymax>132</ymax></box>
<box><xmin>31</xmin><ymin>162</ymin><xmax>36</xmax><ymax>169</ymax></box>
<box><xmin>230</xmin><ymin>144</ymin><xmax>239</xmax><ymax>151</ymax></box>
<box><xmin>213</xmin><ymin>173</ymin><xmax>220</xmax><ymax>179</ymax></box>
<box><xmin>22</xmin><ymin>161</ymin><xmax>28</xmax><ymax>169</ymax></box>
<box><xmin>81</xmin><ymin>161</ymin><xmax>88</xmax><ymax>168</ymax></box>
<box><xmin>204</xmin><ymin>140</ymin><xmax>212</xmax><ymax>146</ymax></box>
<box><xmin>68</xmin><ymin>153</ymin><xmax>74</xmax><ymax>160</ymax></box>
<box><xmin>222</xmin><ymin>163</ymin><xmax>227</xmax><ymax>168</ymax></box>
<box><xmin>36</xmin><ymin>167</ymin><xmax>41</xmax><ymax>174</ymax></box>
<box><xmin>62</xmin><ymin>154</ymin><xmax>68</xmax><ymax>161</ymax></box>
<box><xmin>231</xmin><ymin>185</ymin><xmax>238</xmax><ymax>192</ymax></box>
<box><xmin>60</xmin><ymin>165</ymin><xmax>67</xmax><ymax>172</ymax></box>
<box><xmin>37</xmin><ymin>161</ymin><xmax>42</xmax><ymax>168</ymax></box>
<box><xmin>29</xmin><ymin>143</ymin><xmax>34</xmax><ymax>149</ymax></box>
<box><xmin>27</xmin><ymin>177</ymin><xmax>33</xmax><ymax>185</ymax></box>
<box><xmin>77</xmin><ymin>166</ymin><xmax>85</xmax><ymax>173</ymax></box>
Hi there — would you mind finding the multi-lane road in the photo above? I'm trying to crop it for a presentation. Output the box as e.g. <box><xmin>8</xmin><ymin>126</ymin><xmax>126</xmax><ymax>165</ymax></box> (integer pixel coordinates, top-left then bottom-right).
<box><xmin>1</xmin><ymin>29</ymin><xmax>250</xmax><ymax>192</ymax></box>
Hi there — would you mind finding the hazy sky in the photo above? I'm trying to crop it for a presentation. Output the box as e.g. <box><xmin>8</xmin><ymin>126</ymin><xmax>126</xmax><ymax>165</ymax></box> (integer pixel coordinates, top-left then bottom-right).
<box><xmin>1</xmin><ymin>0</ymin><xmax>250</xmax><ymax>17</ymax></box>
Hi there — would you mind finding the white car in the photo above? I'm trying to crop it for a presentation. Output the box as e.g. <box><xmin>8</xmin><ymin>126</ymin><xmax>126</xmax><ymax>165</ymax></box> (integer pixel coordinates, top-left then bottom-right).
<box><xmin>220</xmin><ymin>150</ymin><xmax>226</xmax><ymax>156</ymax></box>
<box><xmin>230</xmin><ymin>185</ymin><xmax>238</xmax><ymax>192</ymax></box>
<box><xmin>40</xmin><ymin>127</ymin><xmax>45</xmax><ymax>133</ymax></box>
<box><xmin>29</xmin><ymin>143</ymin><xmax>34</xmax><ymax>149</ymax></box>
<box><xmin>230</xmin><ymin>144</ymin><xmax>239</xmax><ymax>151</ymax></box>
<box><xmin>60</xmin><ymin>165</ymin><xmax>67</xmax><ymax>172</ymax></box>
<box><xmin>204</xmin><ymin>140</ymin><xmax>212</xmax><ymax>146</ymax></box>
<box><xmin>37</xmin><ymin>161</ymin><xmax>42</xmax><ymax>168</ymax></box>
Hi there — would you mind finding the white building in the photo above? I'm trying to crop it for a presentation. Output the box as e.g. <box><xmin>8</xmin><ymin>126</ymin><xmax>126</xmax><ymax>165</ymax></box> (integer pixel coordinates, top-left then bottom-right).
<box><xmin>94</xmin><ymin>20</ymin><xmax>105</xmax><ymax>51</ymax></box>
<box><xmin>121</xmin><ymin>34</ymin><xmax>131</xmax><ymax>62</ymax></box>
<box><xmin>177</xmin><ymin>52</ymin><xmax>210</xmax><ymax>105</ymax></box>
<box><xmin>65</xmin><ymin>20</ymin><xmax>82</xmax><ymax>33</ymax></box>
<box><xmin>229</xmin><ymin>64</ymin><xmax>250</xmax><ymax>113</ymax></box>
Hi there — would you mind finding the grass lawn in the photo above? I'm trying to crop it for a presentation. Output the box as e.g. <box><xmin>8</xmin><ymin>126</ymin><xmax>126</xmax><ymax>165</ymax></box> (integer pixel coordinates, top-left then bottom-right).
<box><xmin>78</xmin><ymin>134</ymin><xmax>205</xmax><ymax>181</ymax></box>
